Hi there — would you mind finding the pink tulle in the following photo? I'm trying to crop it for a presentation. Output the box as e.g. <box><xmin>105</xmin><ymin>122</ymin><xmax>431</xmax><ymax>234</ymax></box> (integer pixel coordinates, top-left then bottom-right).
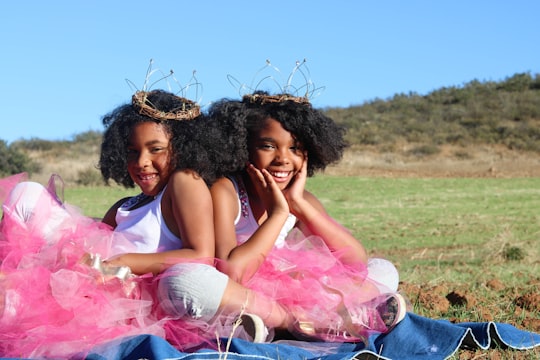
<box><xmin>221</xmin><ymin>229</ymin><xmax>389</xmax><ymax>342</ymax></box>
<box><xmin>0</xmin><ymin>172</ymin><xmax>28</xmax><ymax>204</ymax></box>
<box><xmin>0</xmin><ymin>174</ymin><xmax>226</xmax><ymax>358</ymax></box>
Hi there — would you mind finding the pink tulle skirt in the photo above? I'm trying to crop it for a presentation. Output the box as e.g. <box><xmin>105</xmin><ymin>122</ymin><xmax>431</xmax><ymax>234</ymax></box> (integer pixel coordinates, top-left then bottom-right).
<box><xmin>0</xmin><ymin>173</ymin><xmax>230</xmax><ymax>358</ymax></box>
<box><xmin>224</xmin><ymin>230</ymin><xmax>393</xmax><ymax>342</ymax></box>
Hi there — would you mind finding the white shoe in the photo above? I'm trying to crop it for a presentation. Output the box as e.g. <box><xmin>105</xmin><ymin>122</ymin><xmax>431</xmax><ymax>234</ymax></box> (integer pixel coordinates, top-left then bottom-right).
<box><xmin>236</xmin><ymin>313</ymin><xmax>269</xmax><ymax>343</ymax></box>
<box><xmin>377</xmin><ymin>293</ymin><xmax>407</xmax><ymax>330</ymax></box>
<box><xmin>346</xmin><ymin>293</ymin><xmax>408</xmax><ymax>337</ymax></box>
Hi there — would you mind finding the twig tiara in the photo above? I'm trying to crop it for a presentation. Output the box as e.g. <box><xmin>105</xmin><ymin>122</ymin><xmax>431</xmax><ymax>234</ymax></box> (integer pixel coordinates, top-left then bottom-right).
<box><xmin>228</xmin><ymin>59</ymin><xmax>325</xmax><ymax>105</ymax></box>
<box><xmin>243</xmin><ymin>93</ymin><xmax>311</xmax><ymax>105</ymax></box>
<box><xmin>127</xmin><ymin>59</ymin><xmax>202</xmax><ymax>121</ymax></box>
<box><xmin>131</xmin><ymin>91</ymin><xmax>200</xmax><ymax>120</ymax></box>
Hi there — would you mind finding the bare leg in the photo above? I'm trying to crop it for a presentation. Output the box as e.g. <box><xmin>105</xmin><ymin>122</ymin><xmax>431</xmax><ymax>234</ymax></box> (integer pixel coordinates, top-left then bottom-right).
<box><xmin>219</xmin><ymin>279</ymin><xmax>294</xmax><ymax>329</ymax></box>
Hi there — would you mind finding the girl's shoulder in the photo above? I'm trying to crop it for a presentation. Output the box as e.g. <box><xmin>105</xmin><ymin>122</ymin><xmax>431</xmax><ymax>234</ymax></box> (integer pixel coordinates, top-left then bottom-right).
<box><xmin>210</xmin><ymin>176</ymin><xmax>240</xmax><ymax>203</ymax></box>
<box><xmin>164</xmin><ymin>170</ymin><xmax>210</xmax><ymax>204</ymax></box>
<box><xmin>167</xmin><ymin>169</ymin><xmax>206</xmax><ymax>187</ymax></box>
<box><xmin>211</xmin><ymin>175</ymin><xmax>236</xmax><ymax>190</ymax></box>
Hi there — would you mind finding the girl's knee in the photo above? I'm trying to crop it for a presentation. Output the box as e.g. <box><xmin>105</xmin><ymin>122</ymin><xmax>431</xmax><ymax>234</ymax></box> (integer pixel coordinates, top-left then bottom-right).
<box><xmin>3</xmin><ymin>181</ymin><xmax>70</xmax><ymax>241</ymax></box>
<box><xmin>157</xmin><ymin>263</ymin><xmax>228</xmax><ymax>321</ymax></box>
<box><xmin>4</xmin><ymin>182</ymin><xmax>49</xmax><ymax>221</ymax></box>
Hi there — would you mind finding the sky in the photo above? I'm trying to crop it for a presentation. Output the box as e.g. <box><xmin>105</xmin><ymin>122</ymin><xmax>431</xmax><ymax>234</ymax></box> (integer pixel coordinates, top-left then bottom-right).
<box><xmin>1</xmin><ymin>1</ymin><xmax>539</xmax><ymax>144</ymax></box>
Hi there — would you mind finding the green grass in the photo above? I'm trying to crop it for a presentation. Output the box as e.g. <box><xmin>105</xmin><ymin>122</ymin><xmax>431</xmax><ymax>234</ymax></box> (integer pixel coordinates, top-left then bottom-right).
<box><xmin>64</xmin><ymin>185</ymin><xmax>139</xmax><ymax>218</ymax></box>
<box><xmin>306</xmin><ymin>176</ymin><xmax>540</xmax><ymax>286</ymax></box>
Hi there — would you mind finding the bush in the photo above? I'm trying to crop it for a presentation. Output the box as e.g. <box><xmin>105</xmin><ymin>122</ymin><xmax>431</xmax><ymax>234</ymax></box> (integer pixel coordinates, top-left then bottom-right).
<box><xmin>503</xmin><ymin>245</ymin><xmax>525</xmax><ymax>261</ymax></box>
<box><xmin>407</xmin><ymin>144</ymin><xmax>441</xmax><ymax>157</ymax></box>
<box><xmin>77</xmin><ymin>167</ymin><xmax>104</xmax><ymax>186</ymax></box>
<box><xmin>0</xmin><ymin>140</ymin><xmax>41</xmax><ymax>176</ymax></box>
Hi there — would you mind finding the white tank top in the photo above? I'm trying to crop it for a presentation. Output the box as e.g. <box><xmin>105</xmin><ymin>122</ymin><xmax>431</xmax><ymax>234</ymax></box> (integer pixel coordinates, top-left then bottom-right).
<box><xmin>114</xmin><ymin>188</ymin><xmax>182</xmax><ymax>253</ymax></box>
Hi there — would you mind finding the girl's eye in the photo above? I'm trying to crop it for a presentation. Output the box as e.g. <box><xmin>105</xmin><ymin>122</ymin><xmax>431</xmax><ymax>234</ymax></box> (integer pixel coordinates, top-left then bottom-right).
<box><xmin>290</xmin><ymin>145</ymin><xmax>304</xmax><ymax>154</ymax></box>
<box><xmin>257</xmin><ymin>143</ymin><xmax>275</xmax><ymax>150</ymax></box>
<box><xmin>126</xmin><ymin>150</ymin><xmax>138</xmax><ymax>161</ymax></box>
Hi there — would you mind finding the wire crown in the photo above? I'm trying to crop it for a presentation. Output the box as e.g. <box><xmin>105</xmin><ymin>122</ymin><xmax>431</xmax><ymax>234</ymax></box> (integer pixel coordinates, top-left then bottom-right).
<box><xmin>228</xmin><ymin>59</ymin><xmax>325</xmax><ymax>105</ymax></box>
<box><xmin>126</xmin><ymin>59</ymin><xmax>202</xmax><ymax>121</ymax></box>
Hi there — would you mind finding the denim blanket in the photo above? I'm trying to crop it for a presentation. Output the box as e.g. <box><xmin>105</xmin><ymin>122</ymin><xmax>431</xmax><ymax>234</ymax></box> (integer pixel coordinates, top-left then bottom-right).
<box><xmin>49</xmin><ymin>313</ymin><xmax>540</xmax><ymax>360</ymax></box>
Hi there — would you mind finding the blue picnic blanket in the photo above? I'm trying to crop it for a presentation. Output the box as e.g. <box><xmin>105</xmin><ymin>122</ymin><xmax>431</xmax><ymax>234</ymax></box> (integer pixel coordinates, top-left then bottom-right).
<box><xmin>81</xmin><ymin>313</ymin><xmax>540</xmax><ymax>360</ymax></box>
<box><xmin>3</xmin><ymin>313</ymin><xmax>537</xmax><ymax>359</ymax></box>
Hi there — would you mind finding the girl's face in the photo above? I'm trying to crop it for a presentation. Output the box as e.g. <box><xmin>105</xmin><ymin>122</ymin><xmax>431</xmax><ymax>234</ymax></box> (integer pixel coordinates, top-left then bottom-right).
<box><xmin>127</xmin><ymin>121</ymin><xmax>173</xmax><ymax>196</ymax></box>
<box><xmin>249</xmin><ymin>117</ymin><xmax>305</xmax><ymax>190</ymax></box>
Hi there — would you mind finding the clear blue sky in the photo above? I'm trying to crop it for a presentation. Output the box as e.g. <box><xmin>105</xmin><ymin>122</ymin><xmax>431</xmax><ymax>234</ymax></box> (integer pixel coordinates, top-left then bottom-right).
<box><xmin>1</xmin><ymin>1</ymin><xmax>539</xmax><ymax>144</ymax></box>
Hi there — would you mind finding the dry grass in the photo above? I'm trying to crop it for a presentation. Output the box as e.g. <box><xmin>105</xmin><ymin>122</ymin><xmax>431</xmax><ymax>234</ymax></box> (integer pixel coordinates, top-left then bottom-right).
<box><xmin>326</xmin><ymin>145</ymin><xmax>540</xmax><ymax>178</ymax></box>
<box><xmin>25</xmin><ymin>144</ymin><xmax>540</xmax><ymax>187</ymax></box>
<box><xmin>27</xmin><ymin>151</ymin><xmax>100</xmax><ymax>185</ymax></box>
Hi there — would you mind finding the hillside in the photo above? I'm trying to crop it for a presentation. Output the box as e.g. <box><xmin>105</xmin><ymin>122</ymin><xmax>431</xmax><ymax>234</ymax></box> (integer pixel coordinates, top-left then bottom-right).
<box><xmin>327</xmin><ymin>72</ymin><xmax>540</xmax><ymax>153</ymax></box>
<box><xmin>2</xmin><ymin>72</ymin><xmax>540</xmax><ymax>184</ymax></box>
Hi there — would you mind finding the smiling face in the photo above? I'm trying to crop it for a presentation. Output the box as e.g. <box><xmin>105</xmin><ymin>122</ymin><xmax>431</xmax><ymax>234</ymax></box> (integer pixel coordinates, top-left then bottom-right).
<box><xmin>126</xmin><ymin>121</ymin><xmax>173</xmax><ymax>196</ymax></box>
<box><xmin>248</xmin><ymin>117</ymin><xmax>306</xmax><ymax>190</ymax></box>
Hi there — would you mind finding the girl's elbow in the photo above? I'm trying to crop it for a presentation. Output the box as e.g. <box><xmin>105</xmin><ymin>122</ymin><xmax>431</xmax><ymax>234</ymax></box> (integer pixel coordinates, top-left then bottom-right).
<box><xmin>227</xmin><ymin>267</ymin><xmax>245</xmax><ymax>284</ymax></box>
<box><xmin>356</xmin><ymin>246</ymin><xmax>369</xmax><ymax>264</ymax></box>
<box><xmin>218</xmin><ymin>259</ymin><xmax>253</xmax><ymax>284</ymax></box>
<box><xmin>191</xmin><ymin>246</ymin><xmax>215</xmax><ymax>263</ymax></box>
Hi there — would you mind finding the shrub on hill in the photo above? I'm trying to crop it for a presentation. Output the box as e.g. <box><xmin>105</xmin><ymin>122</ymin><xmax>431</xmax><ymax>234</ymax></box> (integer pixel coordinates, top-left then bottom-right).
<box><xmin>0</xmin><ymin>140</ymin><xmax>41</xmax><ymax>177</ymax></box>
<box><xmin>325</xmin><ymin>72</ymin><xmax>540</xmax><ymax>152</ymax></box>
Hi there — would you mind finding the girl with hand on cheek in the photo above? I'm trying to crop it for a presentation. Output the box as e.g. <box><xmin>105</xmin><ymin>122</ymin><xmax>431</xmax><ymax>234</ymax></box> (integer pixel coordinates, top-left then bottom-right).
<box><xmin>209</xmin><ymin>91</ymin><xmax>408</xmax><ymax>343</ymax></box>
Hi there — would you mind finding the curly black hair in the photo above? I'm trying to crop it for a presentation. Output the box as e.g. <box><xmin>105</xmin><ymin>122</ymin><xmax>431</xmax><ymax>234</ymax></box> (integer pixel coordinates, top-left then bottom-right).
<box><xmin>98</xmin><ymin>89</ymin><xmax>218</xmax><ymax>187</ymax></box>
<box><xmin>205</xmin><ymin>98</ymin><xmax>249</xmax><ymax>179</ymax></box>
<box><xmin>207</xmin><ymin>91</ymin><xmax>348</xmax><ymax>177</ymax></box>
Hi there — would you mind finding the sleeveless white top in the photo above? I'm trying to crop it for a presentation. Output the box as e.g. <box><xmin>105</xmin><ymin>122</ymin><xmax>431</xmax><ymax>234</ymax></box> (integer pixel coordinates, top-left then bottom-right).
<box><xmin>114</xmin><ymin>187</ymin><xmax>182</xmax><ymax>253</ymax></box>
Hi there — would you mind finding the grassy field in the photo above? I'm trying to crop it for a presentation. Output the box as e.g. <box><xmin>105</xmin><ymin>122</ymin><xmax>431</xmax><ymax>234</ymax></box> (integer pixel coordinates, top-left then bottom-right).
<box><xmin>63</xmin><ymin>175</ymin><xmax>540</xmax><ymax>358</ymax></box>
<box><xmin>306</xmin><ymin>176</ymin><xmax>540</xmax><ymax>283</ymax></box>
<box><xmin>65</xmin><ymin>185</ymin><xmax>139</xmax><ymax>218</ymax></box>
<box><xmin>65</xmin><ymin>175</ymin><xmax>540</xmax><ymax>291</ymax></box>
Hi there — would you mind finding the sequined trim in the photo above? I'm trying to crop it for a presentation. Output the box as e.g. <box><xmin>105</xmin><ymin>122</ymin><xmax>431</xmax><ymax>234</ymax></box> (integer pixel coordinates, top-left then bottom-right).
<box><xmin>120</xmin><ymin>193</ymin><xmax>147</xmax><ymax>210</ymax></box>
<box><xmin>237</xmin><ymin>178</ymin><xmax>250</xmax><ymax>218</ymax></box>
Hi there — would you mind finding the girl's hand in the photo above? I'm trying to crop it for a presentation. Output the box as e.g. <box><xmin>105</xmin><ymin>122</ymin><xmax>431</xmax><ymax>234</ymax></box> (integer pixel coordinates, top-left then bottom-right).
<box><xmin>101</xmin><ymin>255</ymin><xmax>126</xmax><ymax>268</ymax></box>
<box><xmin>284</xmin><ymin>157</ymin><xmax>308</xmax><ymax>209</ymax></box>
<box><xmin>246</xmin><ymin>163</ymin><xmax>289</xmax><ymax>215</ymax></box>
<box><xmin>81</xmin><ymin>253</ymin><xmax>133</xmax><ymax>282</ymax></box>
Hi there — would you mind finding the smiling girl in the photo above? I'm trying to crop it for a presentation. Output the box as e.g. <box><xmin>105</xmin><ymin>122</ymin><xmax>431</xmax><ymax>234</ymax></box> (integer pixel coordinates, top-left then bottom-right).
<box><xmin>0</xmin><ymin>89</ymin><xmax>236</xmax><ymax>356</ymax></box>
<box><xmin>209</xmin><ymin>91</ymin><xmax>407</xmax><ymax>342</ymax></box>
